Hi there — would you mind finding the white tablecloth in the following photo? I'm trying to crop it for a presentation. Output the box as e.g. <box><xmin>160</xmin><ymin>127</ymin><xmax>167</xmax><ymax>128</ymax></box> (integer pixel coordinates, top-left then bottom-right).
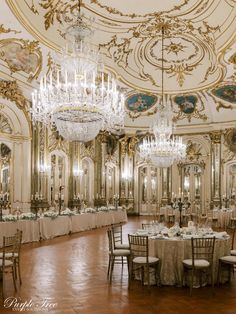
<box><xmin>216</xmin><ymin>209</ymin><xmax>233</xmax><ymax>228</ymax></box>
<box><xmin>17</xmin><ymin>220</ymin><xmax>40</xmax><ymax>243</ymax></box>
<box><xmin>0</xmin><ymin>220</ymin><xmax>40</xmax><ymax>246</ymax></box>
<box><xmin>149</xmin><ymin>237</ymin><xmax>231</xmax><ymax>286</ymax></box>
<box><xmin>0</xmin><ymin>210</ymin><xmax>128</xmax><ymax>245</ymax></box>
<box><xmin>39</xmin><ymin>216</ymin><xmax>72</xmax><ymax>240</ymax></box>
<box><xmin>71</xmin><ymin>210</ymin><xmax>127</xmax><ymax>233</ymax></box>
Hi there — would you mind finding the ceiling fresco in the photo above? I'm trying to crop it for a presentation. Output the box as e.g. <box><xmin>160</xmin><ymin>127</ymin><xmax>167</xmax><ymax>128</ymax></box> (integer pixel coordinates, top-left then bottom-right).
<box><xmin>0</xmin><ymin>0</ymin><xmax>235</xmax><ymax>130</ymax></box>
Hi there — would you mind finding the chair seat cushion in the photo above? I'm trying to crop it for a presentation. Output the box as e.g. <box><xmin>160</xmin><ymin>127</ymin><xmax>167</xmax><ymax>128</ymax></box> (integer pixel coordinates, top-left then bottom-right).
<box><xmin>220</xmin><ymin>255</ymin><xmax>236</xmax><ymax>263</ymax></box>
<box><xmin>112</xmin><ymin>249</ymin><xmax>130</xmax><ymax>256</ymax></box>
<box><xmin>0</xmin><ymin>259</ymin><xmax>14</xmax><ymax>267</ymax></box>
<box><xmin>133</xmin><ymin>256</ymin><xmax>159</xmax><ymax>264</ymax></box>
<box><xmin>230</xmin><ymin>250</ymin><xmax>236</xmax><ymax>256</ymax></box>
<box><xmin>115</xmin><ymin>243</ymin><xmax>130</xmax><ymax>249</ymax></box>
<box><xmin>0</xmin><ymin>252</ymin><xmax>18</xmax><ymax>258</ymax></box>
<box><xmin>183</xmin><ymin>259</ymin><xmax>210</xmax><ymax>268</ymax></box>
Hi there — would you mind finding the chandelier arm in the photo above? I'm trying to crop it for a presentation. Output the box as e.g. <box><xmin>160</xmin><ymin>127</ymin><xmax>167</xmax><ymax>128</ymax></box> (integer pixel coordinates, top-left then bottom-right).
<box><xmin>161</xmin><ymin>26</ymin><xmax>164</xmax><ymax>111</ymax></box>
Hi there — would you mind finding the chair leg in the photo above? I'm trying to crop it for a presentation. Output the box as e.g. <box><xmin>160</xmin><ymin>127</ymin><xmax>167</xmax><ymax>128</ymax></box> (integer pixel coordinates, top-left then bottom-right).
<box><xmin>107</xmin><ymin>255</ymin><xmax>111</xmax><ymax>279</ymax></box>
<box><xmin>12</xmin><ymin>266</ymin><xmax>17</xmax><ymax>292</ymax></box>
<box><xmin>229</xmin><ymin>265</ymin><xmax>232</xmax><ymax>282</ymax></box>
<box><xmin>2</xmin><ymin>270</ymin><xmax>4</xmax><ymax>300</ymax></box>
<box><xmin>147</xmin><ymin>265</ymin><xmax>150</xmax><ymax>288</ymax></box>
<box><xmin>18</xmin><ymin>261</ymin><xmax>22</xmax><ymax>285</ymax></box>
<box><xmin>190</xmin><ymin>269</ymin><xmax>194</xmax><ymax>296</ymax></box>
<box><xmin>211</xmin><ymin>268</ymin><xmax>214</xmax><ymax>293</ymax></box>
<box><xmin>109</xmin><ymin>256</ymin><xmax>115</xmax><ymax>283</ymax></box>
<box><xmin>217</xmin><ymin>261</ymin><xmax>221</xmax><ymax>286</ymax></box>
<box><xmin>128</xmin><ymin>261</ymin><xmax>133</xmax><ymax>289</ymax></box>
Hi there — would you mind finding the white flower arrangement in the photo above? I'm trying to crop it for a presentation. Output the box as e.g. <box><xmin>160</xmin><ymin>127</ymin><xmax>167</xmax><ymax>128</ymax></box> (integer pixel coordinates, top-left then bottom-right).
<box><xmin>19</xmin><ymin>212</ymin><xmax>36</xmax><ymax>220</ymax></box>
<box><xmin>43</xmin><ymin>211</ymin><xmax>58</xmax><ymax>219</ymax></box>
<box><xmin>60</xmin><ymin>208</ymin><xmax>75</xmax><ymax>216</ymax></box>
<box><xmin>98</xmin><ymin>206</ymin><xmax>109</xmax><ymax>212</ymax></box>
<box><xmin>2</xmin><ymin>214</ymin><xmax>17</xmax><ymax>222</ymax></box>
<box><xmin>83</xmin><ymin>207</ymin><xmax>96</xmax><ymax>213</ymax></box>
<box><xmin>108</xmin><ymin>206</ymin><xmax>115</xmax><ymax>211</ymax></box>
<box><xmin>117</xmin><ymin>206</ymin><xmax>123</xmax><ymax>211</ymax></box>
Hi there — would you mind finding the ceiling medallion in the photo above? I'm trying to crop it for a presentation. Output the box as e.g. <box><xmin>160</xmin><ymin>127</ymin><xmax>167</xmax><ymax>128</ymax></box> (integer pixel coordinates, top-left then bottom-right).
<box><xmin>125</xmin><ymin>93</ymin><xmax>158</xmax><ymax>120</ymax></box>
<box><xmin>172</xmin><ymin>94</ymin><xmax>207</xmax><ymax>123</ymax></box>
<box><xmin>212</xmin><ymin>84</ymin><xmax>236</xmax><ymax>104</ymax></box>
<box><xmin>139</xmin><ymin>26</ymin><xmax>186</xmax><ymax>168</ymax></box>
<box><xmin>31</xmin><ymin>0</ymin><xmax>125</xmax><ymax>142</ymax></box>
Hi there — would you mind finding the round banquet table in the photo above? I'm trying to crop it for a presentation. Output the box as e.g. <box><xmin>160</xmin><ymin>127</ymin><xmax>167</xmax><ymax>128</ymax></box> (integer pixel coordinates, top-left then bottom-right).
<box><xmin>148</xmin><ymin>236</ymin><xmax>231</xmax><ymax>286</ymax></box>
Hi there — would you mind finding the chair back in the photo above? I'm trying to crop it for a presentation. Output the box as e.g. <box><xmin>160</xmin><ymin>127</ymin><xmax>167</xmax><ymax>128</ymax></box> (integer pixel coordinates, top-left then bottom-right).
<box><xmin>226</xmin><ymin>227</ymin><xmax>236</xmax><ymax>250</ymax></box>
<box><xmin>15</xmin><ymin>229</ymin><xmax>23</xmax><ymax>256</ymax></box>
<box><xmin>141</xmin><ymin>223</ymin><xmax>153</xmax><ymax>230</ymax></box>
<box><xmin>111</xmin><ymin>223</ymin><xmax>123</xmax><ymax>246</ymax></box>
<box><xmin>107</xmin><ymin>229</ymin><xmax>114</xmax><ymax>254</ymax></box>
<box><xmin>128</xmin><ymin>235</ymin><xmax>148</xmax><ymax>262</ymax></box>
<box><xmin>2</xmin><ymin>234</ymin><xmax>19</xmax><ymax>267</ymax></box>
<box><xmin>191</xmin><ymin>237</ymin><xmax>215</xmax><ymax>266</ymax></box>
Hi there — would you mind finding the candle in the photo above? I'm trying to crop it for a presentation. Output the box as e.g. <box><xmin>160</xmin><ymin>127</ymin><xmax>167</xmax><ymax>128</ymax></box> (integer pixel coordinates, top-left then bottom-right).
<box><xmin>55</xmin><ymin>194</ymin><xmax>58</xmax><ymax>201</ymax></box>
<box><xmin>61</xmin><ymin>194</ymin><xmax>64</xmax><ymax>201</ymax></box>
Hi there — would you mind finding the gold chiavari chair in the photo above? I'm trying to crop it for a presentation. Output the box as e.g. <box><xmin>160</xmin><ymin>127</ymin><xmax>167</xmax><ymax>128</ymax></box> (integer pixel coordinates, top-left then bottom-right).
<box><xmin>128</xmin><ymin>234</ymin><xmax>160</xmax><ymax>288</ymax></box>
<box><xmin>107</xmin><ymin>229</ymin><xmax>130</xmax><ymax>283</ymax></box>
<box><xmin>0</xmin><ymin>235</ymin><xmax>18</xmax><ymax>298</ymax></box>
<box><xmin>111</xmin><ymin>223</ymin><xmax>129</xmax><ymax>250</ymax></box>
<box><xmin>0</xmin><ymin>229</ymin><xmax>23</xmax><ymax>285</ymax></box>
<box><xmin>182</xmin><ymin>237</ymin><xmax>216</xmax><ymax>296</ymax></box>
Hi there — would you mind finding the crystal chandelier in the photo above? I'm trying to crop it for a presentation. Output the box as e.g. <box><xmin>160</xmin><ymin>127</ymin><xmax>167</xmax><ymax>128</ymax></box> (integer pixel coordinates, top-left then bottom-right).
<box><xmin>31</xmin><ymin>0</ymin><xmax>124</xmax><ymax>142</ymax></box>
<box><xmin>139</xmin><ymin>26</ymin><xmax>186</xmax><ymax>168</ymax></box>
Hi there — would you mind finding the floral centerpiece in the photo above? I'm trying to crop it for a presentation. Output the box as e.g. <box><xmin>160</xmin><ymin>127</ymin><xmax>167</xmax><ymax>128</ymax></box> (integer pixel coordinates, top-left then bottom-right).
<box><xmin>98</xmin><ymin>206</ymin><xmax>109</xmax><ymax>212</ymax></box>
<box><xmin>2</xmin><ymin>214</ymin><xmax>17</xmax><ymax>222</ymax></box>
<box><xmin>60</xmin><ymin>208</ymin><xmax>76</xmax><ymax>216</ymax></box>
<box><xmin>108</xmin><ymin>206</ymin><xmax>115</xmax><ymax>211</ymax></box>
<box><xmin>83</xmin><ymin>207</ymin><xmax>96</xmax><ymax>214</ymax></box>
<box><xmin>43</xmin><ymin>211</ymin><xmax>58</xmax><ymax>219</ymax></box>
<box><xmin>19</xmin><ymin>212</ymin><xmax>36</xmax><ymax>220</ymax></box>
<box><xmin>167</xmin><ymin>223</ymin><xmax>180</xmax><ymax>238</ymax></box>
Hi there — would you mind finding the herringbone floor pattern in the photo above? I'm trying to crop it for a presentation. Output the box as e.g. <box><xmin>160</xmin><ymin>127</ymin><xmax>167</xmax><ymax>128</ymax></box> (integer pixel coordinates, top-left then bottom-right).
<box><xmin>1</xmin><ymin>216</ymin><xmax>236</xmax><ymax>313</ymax></box>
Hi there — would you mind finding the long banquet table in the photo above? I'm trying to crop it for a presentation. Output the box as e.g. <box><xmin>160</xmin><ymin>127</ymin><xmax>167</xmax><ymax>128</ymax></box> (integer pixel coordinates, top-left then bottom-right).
<box><xmin>0</xmin><ymin>209</ymin><xmax>127</xmax><ymax>246</ymax></box>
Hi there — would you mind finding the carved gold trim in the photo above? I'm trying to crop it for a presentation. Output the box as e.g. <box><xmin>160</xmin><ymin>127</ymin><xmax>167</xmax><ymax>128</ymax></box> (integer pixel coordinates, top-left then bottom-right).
<box><xmin>172</xmin><ymin>93</ymin><xmax>207</xmax><ymax>123</ymax></box>
<box><xmin>0</xmin><ymin>80</ymin><xmax>32</xmax><ymax>137</ymax></box>
<box><xmin>0</xmin><ymin>24</ymin><xmax>20</xmax><ymax>34</ymax></box>
<box><xmin>209</xmin><ymin>131</ymin><xmax>221</xmax><ymax>143</ymax></box>
<box><xmin>0</xmin><ymin>80</ymin><xmax>28</xmax><ymax>109</ymax></box>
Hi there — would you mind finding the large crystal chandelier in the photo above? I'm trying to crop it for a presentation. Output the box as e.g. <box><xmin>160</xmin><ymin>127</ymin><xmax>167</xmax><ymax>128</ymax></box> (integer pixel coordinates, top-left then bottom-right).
<box><xmin>139</xmin><ymin>26</ymin><xmax>186</xmax><ymax>168</ymax></box>
<box><xmin>31</xmin><ymin>0</ymin><xmax>124</xmax><ymax>142</ymax></box>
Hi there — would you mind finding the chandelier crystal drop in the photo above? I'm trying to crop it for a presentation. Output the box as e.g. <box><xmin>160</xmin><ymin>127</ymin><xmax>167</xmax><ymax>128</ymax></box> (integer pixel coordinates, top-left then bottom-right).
<box><xmin>31</xmin><ymin>0</ymin><xmax>125</xmax><ymax>142</ymax></box>
<box><xmin>139</xmin><ymin>26</ymin><xmax>186</xmax><ymax>167</ymax></box>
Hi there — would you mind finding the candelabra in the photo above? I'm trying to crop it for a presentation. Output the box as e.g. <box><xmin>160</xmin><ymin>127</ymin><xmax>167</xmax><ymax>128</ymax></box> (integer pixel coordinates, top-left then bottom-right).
<box><xmin>113</xmin><ymin>194</ymin><xmax>119</xmax><ymax>210</ymax></box>
<box><xmin>31</xmin><ymin>194</ymin><xmax>44</xmax><ymax>219</ymax></box>
<box><xmin>0</xmin><ymin>198</ymin><xmax>9</xmax><ymax>221</ymax></box>
<box><xmin>73</xmin><ymin>194</ymin><xmax>81</xmax><ymax>212</ymax></box>
<box><xmin>57</xmin><ymin>186</ymin><xmax>64</xmax><ymax>215</ymax></box>
<box><xmin>171</xmin><ymin>196</ymin><xmax>191</xmax><ymax>228</ymax></box>
<box><xmin>222</xmin><ymin>194</ymin><xmax>235</xmax><ymax>208</ymax></box>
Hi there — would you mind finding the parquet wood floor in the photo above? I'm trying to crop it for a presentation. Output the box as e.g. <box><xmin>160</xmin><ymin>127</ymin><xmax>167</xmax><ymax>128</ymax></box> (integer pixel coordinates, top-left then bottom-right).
<box><xmin>1</xmin><ymin>216</ymin><xmax>236</xmax><ymax>314</ymax></box>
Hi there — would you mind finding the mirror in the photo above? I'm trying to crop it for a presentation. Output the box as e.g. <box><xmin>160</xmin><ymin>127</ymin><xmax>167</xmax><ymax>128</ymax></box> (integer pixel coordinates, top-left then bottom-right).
<box><xmin>0</xmin><ymin>143</ymin><xmax>11</xmax><ymax>201</ymax></box>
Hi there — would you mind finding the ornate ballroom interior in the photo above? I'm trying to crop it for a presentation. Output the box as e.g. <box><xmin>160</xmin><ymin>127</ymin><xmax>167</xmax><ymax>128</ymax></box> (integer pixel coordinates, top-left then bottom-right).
<box><xmin>0</xmin><ymin>0</ymin><xmax>236</xmax><ymax>313</ymax></box>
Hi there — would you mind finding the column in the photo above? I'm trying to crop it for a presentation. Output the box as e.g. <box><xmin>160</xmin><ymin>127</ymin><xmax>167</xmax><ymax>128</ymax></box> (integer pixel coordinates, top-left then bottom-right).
<box><xmin>210</xmin><ymin>131</ymin><xmax>222</xmax><ymax>208</ymax></box>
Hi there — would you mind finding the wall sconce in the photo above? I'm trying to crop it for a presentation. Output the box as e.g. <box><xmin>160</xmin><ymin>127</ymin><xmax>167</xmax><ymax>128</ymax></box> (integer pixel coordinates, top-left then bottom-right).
<box><xmin>39</xmin><ymin>164</ymin><xmax>50</xmax><ymax>173</ymax></box>
<box><xmin>73</xmin><ymin>168</ymin><xmax>84</xmax><ymax>177</ymax></box>
<box><xmin>122</xmin><ymin>171</ymin><xmax>132</xmax><ymax>181</ymax></box>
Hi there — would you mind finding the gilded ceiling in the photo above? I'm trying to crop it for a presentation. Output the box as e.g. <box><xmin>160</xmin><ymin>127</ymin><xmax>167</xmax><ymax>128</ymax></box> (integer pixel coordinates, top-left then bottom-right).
<box><xmin>0</xmin><ymin>0</ymin><xmax>236</xmax><ymax>130</ymax></box>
